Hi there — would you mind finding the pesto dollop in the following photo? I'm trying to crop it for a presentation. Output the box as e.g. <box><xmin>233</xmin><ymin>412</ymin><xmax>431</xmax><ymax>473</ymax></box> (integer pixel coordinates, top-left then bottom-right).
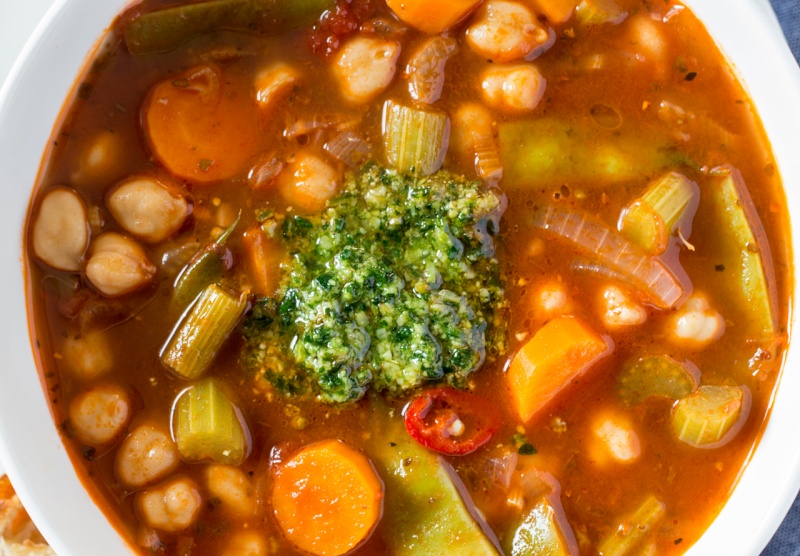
<box><xmin>242</xmin><ymin>164</ymin><xmax>507</xmax><ymax>403</ymax></box>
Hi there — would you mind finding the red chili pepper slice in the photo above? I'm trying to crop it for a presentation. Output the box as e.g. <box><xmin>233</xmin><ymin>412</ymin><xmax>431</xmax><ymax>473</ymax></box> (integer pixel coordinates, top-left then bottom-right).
<box><xmin>404</xmin><ymin>387</ymin><xmax>500</xmax><ymax>456</ymax></box>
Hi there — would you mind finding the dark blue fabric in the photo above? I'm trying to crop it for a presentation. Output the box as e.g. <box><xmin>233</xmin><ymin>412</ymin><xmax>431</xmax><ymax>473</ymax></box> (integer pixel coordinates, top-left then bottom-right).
<box><xmin>761</xmin><ymin>2</ymin><xmax>799</xmax><ymax>555</ymax></box>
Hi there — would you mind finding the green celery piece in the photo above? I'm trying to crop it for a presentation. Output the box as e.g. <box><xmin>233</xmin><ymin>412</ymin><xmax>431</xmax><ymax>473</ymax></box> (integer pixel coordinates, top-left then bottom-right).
<box><xmin>597</xmin><ymin>496</ymin><xmax>666</xmax><ymax>556</ymax></box>
<box><xmin>124</xmin><ymin>0</ymin><xmax>335</xmax><ymax>55</ymax></box>
<box><xmin>575</xmin><ymin>0</ymin><xmax>627</xmax><ymax>25</ymax></box>
<box><xmin>366</xmin><ymin>402</ymin><xmax>500</xmax><ymax>556</ymax></box>
<box><xmin>672</xmin><ymin>385</ymin><xmax>748</xmax><ymax>448</ymax></box>
<box><xmin>618</xmin><ymin>172</ymin><xmax>698</xmax><ymax>255</ymax></box>
<box><xmin>498</xmin><ymin>119</ymin><xmax>676</xmax><ymax>187</ymax></box>
<box><xmin>173</xmin><ymin>378</ymin><xmax>249</xmax><ymax>465</ymax></box>
<box><xmin>382</xmin><ymin>100</ymin><xmax>450</xmax><ymax>176</ymax></box>
<box><xmin>505</xmin><ymin>495</ymin><xmax>576</xmax><ymax>556</ymax></box>
<box><xmin>162</xmin><ymin>283</ymin><xmax>248</xmax><ymax>380</ymax></box>
<box><xmin>616</xmin><ymin>355</ymin><xmax>696</xmax><ymax>407</ymax></box>
<box><xmin>173</xmin><ymin>212</ymin><xmax>240</xmax><ymax>308</ymax></box>
<box><xmin>705</xmin><ymin>166</ymin><xmax>778</xmax><ymax>338</ymax></box>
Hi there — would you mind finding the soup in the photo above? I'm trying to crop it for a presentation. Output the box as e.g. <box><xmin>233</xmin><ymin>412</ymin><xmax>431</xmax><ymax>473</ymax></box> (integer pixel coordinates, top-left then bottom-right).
<box><xmin>23</xmin><ymin>0</ymin><xmax>791</xmax><ymax>554</ymax></box>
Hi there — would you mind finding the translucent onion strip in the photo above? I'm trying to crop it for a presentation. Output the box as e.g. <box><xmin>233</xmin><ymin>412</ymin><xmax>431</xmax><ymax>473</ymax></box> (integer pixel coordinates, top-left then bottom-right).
<box><xmin>532</xmin><ymin>205</ymin><xmax>688</xmax><ymax>309</ymax></box>
<box><xmin>406</xmin><ymin>36</ymin><xmax>458</xmax><ymax>105</ymax></box>
<box><xmin>324</xmin><ymin>130</ymin><xmax>371</xmax><ymax>169</ymax></box>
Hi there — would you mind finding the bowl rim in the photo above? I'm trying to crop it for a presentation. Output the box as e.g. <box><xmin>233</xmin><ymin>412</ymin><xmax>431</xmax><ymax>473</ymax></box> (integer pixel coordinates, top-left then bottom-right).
<box><xmin>0</xmin><ymin>1</ymin><xmax>799</xmax><ymax>555</ymax></box>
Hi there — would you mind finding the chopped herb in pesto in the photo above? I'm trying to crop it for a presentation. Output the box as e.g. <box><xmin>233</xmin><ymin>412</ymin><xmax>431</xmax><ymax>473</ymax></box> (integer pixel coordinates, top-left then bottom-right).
<box><xmin>241</xmin><ymin>163</ymin><xmax>507</xmax><ymax>403</ymax></box>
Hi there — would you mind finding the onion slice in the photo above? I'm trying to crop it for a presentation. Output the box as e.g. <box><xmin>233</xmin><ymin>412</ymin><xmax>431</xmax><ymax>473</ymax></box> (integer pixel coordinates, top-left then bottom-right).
<box><xmin>532</xmin><ymin>205</ymin><xmax>689</xmax><ymax>309</ymax></box>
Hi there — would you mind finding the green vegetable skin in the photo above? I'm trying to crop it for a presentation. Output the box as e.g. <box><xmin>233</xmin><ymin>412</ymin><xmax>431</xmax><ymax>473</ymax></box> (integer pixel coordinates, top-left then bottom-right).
<box><xmin>124</xmin><ymin>0</ymin><xmax>336</xmax><ymax>55</ymax></box>
<box><xmin>505</xmin><ymin>495</ymin><xmax>576</xmax><ymax>556</ymax></box>
<box><xmin>597</xmin><ymin>496</ymin><xmax>666</xmax><ymax>556</ymax></box>
<box><xmin>241</xmin><ymin>164</ymin><xmax>507</xmax><ymax>403</ymax></box>
<box><xmin>366</xmin><ymin>403</ymin><xmax>501</xmax><ymax>556</ymax></box>
<box><xmin>498</xmin><ymin>119</ymin><xmax>680</xmax><ymax>187</ymax></box>
<box><xmin>705</xmin><ymin>166</ymin><xmax>778</xmax><ymax>338</ymax></box>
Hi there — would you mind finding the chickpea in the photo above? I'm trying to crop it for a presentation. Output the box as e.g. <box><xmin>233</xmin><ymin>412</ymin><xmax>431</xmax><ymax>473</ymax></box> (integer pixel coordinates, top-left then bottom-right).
<box><xmin>73</xmin><ymin>129</ymin><xmax>126</xmax><ymax>186</ymax></box>
<box><xmin>481</xmin><ymin>65</ymin><xmax>546</xmax><ymax>112</ymax></box>
<box><xmin>599</xmin><ymin>284</ymin><xmax>647</xmax><ymax>329</ymax></box>
<box><xmin>61</xmin><ymin>332</ymin><xmax>113</xmax><ymax>380</ymax></box>
<box><xmin>668</xmin><ymin>293</ymin><xmax>725</xmax><ymax>348</ymax></box>
<box><xmin>466</xmin><ymin>0</ymin><xmax>552</xmax><ymax>62</ymax></box>
<box><xmin>221</xmin><ymin>530</ymin><xmax>269</xmax><ymax>556</ymax></box>
<box><xmin>115</xmin><ymin>423</ymin><xmax>179</xmax><ymax>489</ymax></box>
<box><xmin>32</xmin><ymin>188</ymin><xmax>89</xmax><ymax>271</ymax></box>
<box><xmin>255</xmin><ymin>62</ymin><xmax>301</xmax><ymax>110</ymax></box>
<box><xmin>204</xmin><ymin>464</ymin><xmax>256</xmax><ymax>518</ymax></box>
<box><xmin>85</xmin><ymin>232</ymin><xmax>156</xmax><ymax>297</ymax></box>
<box><xmin>68</xmin><ymin>382</ymin><xmax>131</xmax><ymax>447</ymax></box>
<box><xmin>279</xmin><ymin>151</ymin><xmax>339</xmax><ymax>213</ymax></box>
<box><xmin>136</xmin><ymin>476</ymin><xmax>202</xmax><ymax>532</ymax></box>
<box><xmin>106</xmin><ymin>177</ymin><xmax>189</xmax><ymax>244</ymax></box>
<box><xmin>333</xmin><ymin>36</ymin><xmax>401</xmax><ymax>103</ymax></box>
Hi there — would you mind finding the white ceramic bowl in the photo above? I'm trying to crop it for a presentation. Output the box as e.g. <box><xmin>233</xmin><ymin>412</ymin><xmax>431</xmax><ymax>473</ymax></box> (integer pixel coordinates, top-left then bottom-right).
<box><xmin>1</xmin><ymin>1</ymin><xmax>799</xmax><ymax>554</ymax></box>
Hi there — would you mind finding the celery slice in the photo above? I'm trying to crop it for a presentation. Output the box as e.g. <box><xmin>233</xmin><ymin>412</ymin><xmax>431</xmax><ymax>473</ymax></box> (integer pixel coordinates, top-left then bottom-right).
<box><xmin>382</xmin><ymin>100</ymin><xmax>450</xmax><ymax>176</ymax></box>
<box><xmin>618</xmin><ymin>172</ymin><xmax>698</xmax><ymax>255</ymax></box>
<box><xmin>124</xmin><ymin>0</ymin><xmax>335</xmax><ymax>55</ymax></box>
<box><xmin>672</xmin><ymin>385</ymin><xmax>749</xmax><ymax>448</ymax></box>
<box><xmin>505</xmin><ymin>494</ymin><xmax>577</xmax><ymax>556</ymax></box>
<box><xmin>162</xmin><ymin>284</ymin><xmax>248</xmax><ymax>380</ymax></box>
<box><xmin>705</xmin><ymin>166</ymin><xmax>778</xmax><ymax>338</ymax></box>
<box><xmin>575</xmin><ymin>0</ymin><xmax>627</xmax><ymax>25</ymax></box>
<box><xmin>598</xmin><ymin>496</ymin><xmax>665</xmax><ymax>556</ymax></box>
<box><xmin>173</xmin><ymin>378</ymin><xmax>249</xmax><ymax>465</ymax></box>
<box><xmin>617</xmin><ymin>355</ymin><xmax>696</xmax><ymax>406</ymax></box>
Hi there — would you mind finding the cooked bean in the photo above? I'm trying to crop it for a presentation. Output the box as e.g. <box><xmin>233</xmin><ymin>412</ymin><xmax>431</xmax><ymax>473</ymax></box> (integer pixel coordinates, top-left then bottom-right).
<box><xmin>68</xmin><ymin>382</ymin><xmax>131</xmax><ymax>447</ymax></box>
<box><xmin>255</xmin><ymin>62</ymin><xmax>301</xmax><ymax>110</ymax></box>
<box><xmin>32</xmin><ymin>188</ymin><xmax>89</xmax><ymax>271</ymax></box>
<box><xmin>85</xmin><ymin>233</ymin><xmax>156</xmax><ymax>297</ymax></box>
<box><xmin>74</xmin><ymin>129</ymin><xmax>125</xmax><ymax>185</ymax></box>
<box><xmin>668</xmin><ymin>293</ymin><xmax>725</xmax><ymax>348</ymax></box>
<box><xmin>203</xmin><ymin>465</ymin><xmax>256</xmax><ymax>518</ymax></box>
<box><xmin>136</xmin><ymin>476</ymin><xmax>202</xmax><ymax>532</ymax></box>
<box><xmin>221</xmin><ymin>530</ymin><xmax>268</xmax><ymax>556</ymax></box>
<box><xmin>115</xmin><ymin>423</ymin><xmax>179</xmax><ymax>488</ymax></box>
<box><xmin>333</xmin><ymin>36</ymin><xmax>401</xmax><ymax>103</ymax></box>
<box><xmin>481</xmin><ymin>64</ymin><xmax>546</xmax><ymax>112</ymax></box>
<box><xmin>61</xmin><ymin>332</ymin><xmax>114</xmax><ymax>380</ymax></box>
<box><xmin>106</xmin><ymin>177</ymin><xmax>189</xmax><ymax>243</ymax></box>
<box><xmin>466</xmin><ymin>0</ymin><xmax>552</xmax><ymax>62</ymax></box>
<box><xmin>599</xmin><ymin>284</ymin><xmax>647</xmax><ymax>329</ymax></box>
<box><xmin>279</xmin><ymin>151</ymin><xmax>339</xmax><ymax>213</ymax></box>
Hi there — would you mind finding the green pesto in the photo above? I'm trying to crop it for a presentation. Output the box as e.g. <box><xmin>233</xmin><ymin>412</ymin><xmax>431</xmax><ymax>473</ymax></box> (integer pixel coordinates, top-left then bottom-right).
<box><xmin>241</xmin><ymin>164</ymin><xmax>507</xmax><ymax>403</ymax></box>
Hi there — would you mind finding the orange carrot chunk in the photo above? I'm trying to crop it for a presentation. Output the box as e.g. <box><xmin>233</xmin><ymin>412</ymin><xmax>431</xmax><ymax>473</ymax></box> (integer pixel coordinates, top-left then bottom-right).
<box><xmin>272</xmin><ymin>440</ymin><xmax>384</xmax><ymax>556</ymax></box>
<box><xmin>508</xmin><ymin>315</ymin><xmax>613</xmax><ymax>422</ymax></box>
<box><xmin>241</xmin><ymin>225</ymin><xmax>284</xmax><ymax>297</ymax></box>
<box><xmin>385</xmin><ymin>0</ymin><xmax>482</xmax><ymax>34</ymax></box>
<box><xmin>143</xmin><ymin>64</ymin><xmax>262</xmax><ymax>184</ymax></box>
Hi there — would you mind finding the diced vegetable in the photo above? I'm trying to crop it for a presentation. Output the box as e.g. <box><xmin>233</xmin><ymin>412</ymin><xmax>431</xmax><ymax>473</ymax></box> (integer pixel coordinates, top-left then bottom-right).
<box><xmin>705</xmin><ymin>166</ymin><xmax>778</xmax><ymax>338</ymax></box>
<box><xmin>382</xmin><ymin>99</ymin><xmax>450</xmax><ymax>176</ymax></box>
<box><xmin>173</xmin><ymin>378</ymin><xmax>249</xmax><ymax>465</ymax></box>
<box><xmin>124</xmin><ymin>0</ymin><xmax>336</xmax><ymax>55</ymax></box>
<box><xmin>672</xmin><ymin>385</ymin><xmax>749</xmax><ymax>448</ymax></box>
<box><xmin>241</xmin><ymin>225</ymin><xmax>283</xmax><ymax>297</ymax></box>
<box><xmin>406</xmin><ymin>36</ymin><xmax>458</xmax><ymax>104</ymax></box>
<box><xmin>271</xmin><ymin>440</ymin><xmax>384</xmax><ymax>556</ymax></box>
<box><xmin>498</xmin><ymin>119</ymin><xmax>678</xmax><ymax>187</ymax></box>
<box><xmin>368</xmin><ymin>401</ymin><xmax>501</xmax><ymax>555</ymax></box>
<box><xmin>385</xmin><ymin>0</ymin><xmax>482</xmax><ymax>35</ymax></box>
<box><xmin>404</xmin><ymin>387</ymin><xmax>500</xmax><ymax>455</ymax></box>
<box><xmin>618</xmin><ymin>172</ymin><xmax>698</xmax><ymax>255</ymax></box>
<box><xmin>597</xmin><ymin>496</ymin><xmax>666</xmax><ymax>556</ymax></box>
<box><xmin>143</xmin><ymin>64</ymin><xmax>263</xmax><ymax>183</ymax></box>
<box><xmin>532</xmin><ymin>206</ymin><xmax>689</xmax><ymax>309</ymax></box>
<box><xmin>504</xmin><ymin>496</ymin><xmax>577</xmax><ymax>556</ymax></box>
<box><xmin>161</xmin><ymin>284</ymin><xmax>248</xmax><ymax>380</ymax></box>
<box><xmin>173</xmin><ymin>212</ymin><xmax>240</xmax><ymax>308</ymax></box>
<box><xmin>575</xmin><ymin>0</ymin><xmax>627</xmax><ymax>25</ymax></box>
<box><xmin>508</xmin><ymin>316</ymin><xmax>612</xmax><ymax>422</ymax></box>
<box><xmin>616</xmin><ymin>355</ymin><xmax>696</xmax><ymax>406</ymax></box>
<box><xmin>324</xmin><ymin>130</ymin><xmax>372</xmax><ymax>169</ymax></box>
<box><xmin>453</xmin><ymin>103</ymin><xmax>503</xmax><ymax>181</ymax></box>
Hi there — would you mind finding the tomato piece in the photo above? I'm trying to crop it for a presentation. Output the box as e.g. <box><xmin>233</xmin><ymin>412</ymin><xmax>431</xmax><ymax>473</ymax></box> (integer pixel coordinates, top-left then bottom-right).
<box><xmin>404</xmin><ymin>387</ymin><xmax>499</xmax><ymax>455</ymax></box>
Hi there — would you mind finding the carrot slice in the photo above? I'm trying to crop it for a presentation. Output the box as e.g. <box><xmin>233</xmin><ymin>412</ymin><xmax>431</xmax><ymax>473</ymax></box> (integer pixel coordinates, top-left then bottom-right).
<box><xmin>241</xmin><ymin>225</ymin><xmax>284</xmax><ymax>296</ymax></box>
<box><xmin>385</xmin><ymin>0</ymin><xmax>482</xmax><ymax>34</ymax></box>
<box><xmin>272</xmin><ymin>440</ymin><xmax>384</xmax><ymax>556</ymax></box>
<box><xmin>143</xmin><ymin>64</ymin><xmax>262</xmax><ymax>184</ymax></box>
<box><xmin>508</xmin><ymin>315</ymin><xmax>613</xmax><ymax>422</ymax></box>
